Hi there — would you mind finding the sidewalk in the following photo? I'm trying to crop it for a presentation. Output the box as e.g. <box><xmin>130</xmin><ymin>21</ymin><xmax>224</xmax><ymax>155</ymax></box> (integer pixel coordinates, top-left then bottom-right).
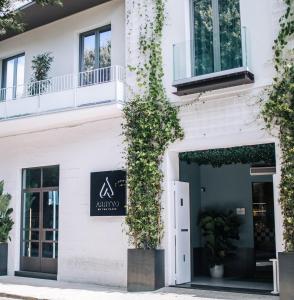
<box><xmin>0</xmin><ymin>276</ymin><xmax>279</xmax><ymax>300</ymax></box>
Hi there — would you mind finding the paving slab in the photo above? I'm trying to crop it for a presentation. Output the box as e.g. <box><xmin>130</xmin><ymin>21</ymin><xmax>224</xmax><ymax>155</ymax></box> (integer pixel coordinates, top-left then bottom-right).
<box><xmin>0</xmin><ymin>276</ymin><xmax>279</xmax><ymax>300</ymax></box>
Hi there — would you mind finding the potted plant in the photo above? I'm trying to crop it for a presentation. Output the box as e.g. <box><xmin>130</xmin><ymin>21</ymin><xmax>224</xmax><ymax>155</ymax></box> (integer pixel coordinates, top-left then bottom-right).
<box><xmin>28</xmin><ymin>52</ymin><xmax>54</xmax><ymax>96</ymax></box>
<box><xmin>123</xmin><ymin>0</ymin><xmax>183</xmax><ymax>292</ymax></box>
<box><xmin>0</xmin><ymin>181</ymin><xmax>13</xmax><ymax>276</ymax></box>
<box><xmin>199</xmin><ymin>210</ymin><xmax>240</xmax><ymax>278</ymax></box>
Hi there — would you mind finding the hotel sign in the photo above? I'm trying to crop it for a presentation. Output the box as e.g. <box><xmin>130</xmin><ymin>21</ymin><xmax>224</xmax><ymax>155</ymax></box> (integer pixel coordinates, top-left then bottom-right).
<box><xmin>90</xmin><ymin>170</ymin><xmax>126</xmax><ymax>216</ymax></box>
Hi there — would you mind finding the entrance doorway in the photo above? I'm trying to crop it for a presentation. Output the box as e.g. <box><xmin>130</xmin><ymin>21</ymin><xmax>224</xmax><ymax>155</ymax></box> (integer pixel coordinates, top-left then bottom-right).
<box><xmin>252</xmin><ymin>182</ymin><xmax>276</xmax><ymax>280</ymax></box>
<box><xmin>175</xmin><ymin>144</ymin><xmax>277</xmax><ymax>293</ymax></box>
<box><xmin>20</xmin><ymin>166</ymin><xmax>59</xmax><ymax>274</ymax></box>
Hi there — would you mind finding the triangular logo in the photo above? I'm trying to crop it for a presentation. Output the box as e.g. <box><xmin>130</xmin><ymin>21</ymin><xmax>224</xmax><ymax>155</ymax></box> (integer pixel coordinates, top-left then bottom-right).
<box><xmin>99</xmin><ymin>177</ymin><xmax>114</xmax><ymax>199</ymax></box>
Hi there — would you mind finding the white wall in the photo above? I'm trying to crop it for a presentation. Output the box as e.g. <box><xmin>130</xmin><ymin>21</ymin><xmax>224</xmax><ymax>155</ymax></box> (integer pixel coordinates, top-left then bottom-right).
<box><xmin>0</xmin><ymin>0</ymin><xmax>125</xmax><ymax>83</ymax></box>
<box><xmin>157</xmin><ymin>0</ymin><xmax>285</xmax><ymax>285</ymax></box>
<box><xmin>0</xmin><ymin>0</ymin><xmax>286</xmax><ymax>288</ymax></box>
<box><xmin>0</xmin><ymin>117</ymin><xmax>127</xmax><ymax>287</ymax></box>
<box><xmin>163</xmin><ymin>0</ymin><xmax>284</xmax><ymax>99</ymax></box>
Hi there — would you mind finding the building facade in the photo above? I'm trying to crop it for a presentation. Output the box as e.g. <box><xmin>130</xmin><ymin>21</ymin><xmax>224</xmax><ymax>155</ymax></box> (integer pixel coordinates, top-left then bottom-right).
<box><xmin>0</xmin><ymin>0</ymin><xmax>285</xmax><ymax>289</ymax></box>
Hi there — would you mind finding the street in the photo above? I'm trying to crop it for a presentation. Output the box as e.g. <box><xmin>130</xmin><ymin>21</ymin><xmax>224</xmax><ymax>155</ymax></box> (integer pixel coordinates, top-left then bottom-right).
<box><xmin>0</xmin><ymin>276</ymin><xmax>279</xmax><ymax>300</ymax></box>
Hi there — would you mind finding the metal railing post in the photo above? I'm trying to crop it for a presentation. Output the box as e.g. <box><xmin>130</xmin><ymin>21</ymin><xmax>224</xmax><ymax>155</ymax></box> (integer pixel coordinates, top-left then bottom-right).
<box><xmin>74</xmin><ymin>73</ymin><xmax>78</xmax><ymax>108</ymax></box>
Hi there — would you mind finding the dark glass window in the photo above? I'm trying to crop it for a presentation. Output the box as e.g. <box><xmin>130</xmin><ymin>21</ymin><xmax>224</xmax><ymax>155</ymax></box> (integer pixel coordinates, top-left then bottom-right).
<box><xmin>79</xmin><ymin>26</ymin><xmax>111</xmax><ymax>85</ymax></box>
<box><xmin>23</xmin><ymin>230</ymin><xmax>39</xmax><ymax>241</ymax></box>
<box><xmin>43</xmin><ymin>191</ymin><xmax>59</xmax><ymax>229</ymax></box>
<box><xmin>23</xmin><ymin>169</ymin><xmax>41</xmax><ymax>189</ymax></box>
<box><xmin>1</xmin><ymin>53</ymin><xmax>25</xmax><ymax>100</ymax></box>
<box><xmin>22</xmin><ymin>166</ymin><xmax>59</xmax><ymax>189</ymax></box>
<box><xmin>192</xmin><ymin>0</ymin><xmax>242</xmax><ymax>76</ymax></box>
<box><xmin>80</xmin><ymin>32</ymin><xmax>96</xmax><ymax>72</ymax></box>
<box><xmin>99</xmin><ymin>30</ymin><xmax>111</xmax><ymax>68</ymax></box>
<box><xmin>23</xmin><ymin>192</ymin><xmax>40</xmax><ymax>229</ymax></box>
<box><xmin>42</xmin><ymin>242</ymin><xmax>58</xmax><ymax>258</ymax></box>
<box><xmin>43</xmin><ymin>166</ymin><xmax>59</xmax><ymax>187</ymax></box>
<box><xmin>23</xmin><ymin>242</ymin><xmax>39</xmax><ymax>257</ymax></box>
<box><xmin>80</xmin><ymin>26</ymin><xmax>111</xmax><ymax>71</ymax></box>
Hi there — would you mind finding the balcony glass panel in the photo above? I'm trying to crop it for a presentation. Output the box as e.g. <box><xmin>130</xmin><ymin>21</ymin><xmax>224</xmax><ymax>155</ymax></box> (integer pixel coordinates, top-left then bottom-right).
<box><xmin>219</xmin><ymin>0</ymin><xmax>242</xmax><ymax>71</ymax></box>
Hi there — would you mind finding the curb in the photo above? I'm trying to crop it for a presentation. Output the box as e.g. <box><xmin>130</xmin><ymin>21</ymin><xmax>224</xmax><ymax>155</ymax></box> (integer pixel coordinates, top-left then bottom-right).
<box><xmin>0</xmin><ymin>293</ymin><xmax>48</xmax><ymax>300</ymax></box>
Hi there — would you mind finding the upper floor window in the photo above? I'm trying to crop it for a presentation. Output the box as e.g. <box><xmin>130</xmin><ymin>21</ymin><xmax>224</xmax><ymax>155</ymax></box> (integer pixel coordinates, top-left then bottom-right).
<box><xmin>80</xmin><ymin>25</ymin><xmax>111</xmax><ymax>72</ymax></box>
<box><xmin>1</xmin><ymin>53</ymin><xmax>25</xmax><ymax>99</ymax></box>
<box><xmin>192</xmin><ymin>0</ymin><xmax>242</xmax><ymax>76</ymax></box>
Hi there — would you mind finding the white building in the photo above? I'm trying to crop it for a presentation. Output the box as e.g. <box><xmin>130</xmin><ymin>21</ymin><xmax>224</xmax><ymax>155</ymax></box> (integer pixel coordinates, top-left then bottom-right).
<box><xmin>0</xmin><ymin>0</ymin><xmax>284</xmax><ymax>292</ymax></box>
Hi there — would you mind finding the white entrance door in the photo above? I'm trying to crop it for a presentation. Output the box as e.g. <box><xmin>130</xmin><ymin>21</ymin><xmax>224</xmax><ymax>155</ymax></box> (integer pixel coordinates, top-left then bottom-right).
<box><xmin>173</xmin><ymin>181</ymin><xmax>191</xmax><ymax>284</ymax></box>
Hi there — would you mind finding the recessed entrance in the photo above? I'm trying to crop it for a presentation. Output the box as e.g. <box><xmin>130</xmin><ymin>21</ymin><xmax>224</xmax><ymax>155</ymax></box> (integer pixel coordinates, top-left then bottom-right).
<box><xmin>174</xmin><ymin>144</ymin><xmax>277</xmax><ymax>293</ymax></box>
<box><xmin>20</xmin><ymin>166</ymin><xmax>59</xmax><ymax>275</ymax></box>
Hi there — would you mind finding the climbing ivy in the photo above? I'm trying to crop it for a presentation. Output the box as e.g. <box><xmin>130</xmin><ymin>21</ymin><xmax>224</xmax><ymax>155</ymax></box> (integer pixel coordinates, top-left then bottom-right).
<box><xmin>180</xmin><ymin>144</ymin><xmax>276</xmax><ymax>168</ymax></box>
<box><xmin>123</xmin><ymin>0</ymin><xmax>183</xmax><ymax>249</ymax></box>
<box><xmin>262</xmin><ymin>0</ymin><xmax>294</xmax><ymax>251</ymax></box>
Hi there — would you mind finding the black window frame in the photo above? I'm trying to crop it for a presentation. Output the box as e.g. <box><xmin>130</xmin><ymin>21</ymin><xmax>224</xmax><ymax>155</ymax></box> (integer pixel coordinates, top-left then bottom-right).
<box><xmin>1</xmin><ymin>53</ymin><xmax>25</xmax><ymax>89</ymax></box>
<box><xmin>79</xmin><ymin>24</ymin><xmax>111</xmax><ymax>73</ymax></box>
<box><xmin>1</xmin><ymin>52</ymin><xmax>25</xmax><ymax>100</ymax></box>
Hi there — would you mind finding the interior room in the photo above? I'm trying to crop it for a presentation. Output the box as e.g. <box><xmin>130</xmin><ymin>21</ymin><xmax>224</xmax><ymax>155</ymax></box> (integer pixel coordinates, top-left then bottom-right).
<box><xmin>178</xmin><ymin>144</ymin><xmax>276</xmax><ymax>293</ymax></box>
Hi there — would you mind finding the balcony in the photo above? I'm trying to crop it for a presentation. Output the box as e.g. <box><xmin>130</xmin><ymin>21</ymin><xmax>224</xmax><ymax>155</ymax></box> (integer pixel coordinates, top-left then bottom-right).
<box><xmin>0</xmin><ymin>65</ymin><xmax>124</xmax><ymax>120</ymax></box>
<box><xmin>173</xmin><ymin>27</ymin><xmax>254</xmax><ymax>96</ymax></box>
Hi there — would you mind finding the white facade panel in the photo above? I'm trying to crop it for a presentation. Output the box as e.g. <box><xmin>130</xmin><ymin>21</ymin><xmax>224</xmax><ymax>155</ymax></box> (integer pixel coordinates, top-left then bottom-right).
<box><xmin>0</xmin><ymin>0</ymin><xmax>125</xmax><ymax>83</ymax></box>
<box><xmin>0</xmin><ymin>0</ymin><xmax>286</xmax><ymax>289</ymax></box>
<box><xmin>40</xmin><ymin>91</ymin><xmax>74</xmax><ymax>111</ymax></box>
<box><xmin>0</xmin><ymin>118</ymin><xmax>127</xmax><ymax>286</ymax></box>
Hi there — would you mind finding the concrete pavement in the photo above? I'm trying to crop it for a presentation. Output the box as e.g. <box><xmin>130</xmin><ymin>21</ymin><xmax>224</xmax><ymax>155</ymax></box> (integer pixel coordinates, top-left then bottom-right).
<box><xmin>0</xmin><ymin>276</ymin><xmax>279</xmax><ymax>300</ymax></box>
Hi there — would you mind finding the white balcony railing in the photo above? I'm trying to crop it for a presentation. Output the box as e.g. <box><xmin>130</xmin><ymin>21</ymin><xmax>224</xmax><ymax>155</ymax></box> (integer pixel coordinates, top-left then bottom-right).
<box><xmin>0</xmin><ymin>65</ymin><xmax>125</xmax><ymax>119</ymax></box>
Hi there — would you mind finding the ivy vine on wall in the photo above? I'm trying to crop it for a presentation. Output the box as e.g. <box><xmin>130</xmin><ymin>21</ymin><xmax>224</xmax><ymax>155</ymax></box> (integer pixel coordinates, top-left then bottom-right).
<box><xmin>262</xmin><ymin>0</ymin><xmax>294</xmax><ymax>251</ymax></box>
<box><xmin>123</xmin><ymin>0</ymin><xmax>184</xmax><ymax>249</ymax></box>
<box><xmin>180</xmin><ymin>144</ymin><xmax>276</xmax><ymax>168</ymax></box>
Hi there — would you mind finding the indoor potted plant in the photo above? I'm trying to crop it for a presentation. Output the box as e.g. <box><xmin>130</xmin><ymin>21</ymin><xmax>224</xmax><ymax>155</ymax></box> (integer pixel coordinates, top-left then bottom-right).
<box><xmin>199</xmin><ymin>210</ymin><xmax>240</xmax><ymax>278</ymax></box>
<box><xmin>0</xmin><ymin>180</ymin><xmax>13</xmax><ymax>276</ymax></box>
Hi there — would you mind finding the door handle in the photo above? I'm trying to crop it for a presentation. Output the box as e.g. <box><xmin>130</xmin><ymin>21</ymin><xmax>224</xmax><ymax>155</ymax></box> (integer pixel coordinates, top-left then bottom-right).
<box><xmin>181</xmin><ymin>229</ymin><xmax>188</xmax><ymax>232</ymax></box>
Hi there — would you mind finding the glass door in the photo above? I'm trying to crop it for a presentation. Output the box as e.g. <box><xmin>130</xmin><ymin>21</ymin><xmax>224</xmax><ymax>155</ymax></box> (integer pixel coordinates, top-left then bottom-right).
<box><xmin>192</xmin><ymin>0</ymin><xmax>242</xmax><ymax>76</ymax></box>
<box><xmin>252</xmin><ymin>182</ymin><xmax>276</xmax><ymax>261</ymax></box>
<box><xmin>21</xmin><ymin>166</ymin><xmax>59</xmax><ymax>274</ymax></box>
<box><xmin>252</xmin><ymin>182</ymin><xmax>276</xmax><ymax>281</ymax></box>
<box><xmin>1</xmin><ymin>53</ymin><xmax>25</xmax><ymax>100</ymax></box>
<box><xmin>79</xmin><ymin>25</ymin><xmax>111</xmax><ymax>85</ymax></box>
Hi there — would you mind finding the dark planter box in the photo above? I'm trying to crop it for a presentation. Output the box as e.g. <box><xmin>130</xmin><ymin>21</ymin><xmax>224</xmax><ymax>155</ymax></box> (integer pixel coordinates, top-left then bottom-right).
<box><xmin>279</xmin><ymin>252</ymin><xmax>294</xmax><ymax>300</ymax></box>
<box><xmin>0</xmin><ymin>243</ymin><xmax>8</xmax><ymax>276</ymax></box>
<box><xmin>127</xmin><ymin>249</ymin><xmax>165</xmax><ymax>292</ymax></box>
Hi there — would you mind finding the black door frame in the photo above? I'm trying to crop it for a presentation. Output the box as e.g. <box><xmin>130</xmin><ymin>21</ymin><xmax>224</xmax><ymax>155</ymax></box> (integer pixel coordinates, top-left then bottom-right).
<box><xmin>20</xmin><ymin>166</ymin><xmax>59</xmax><ymax>274</ymax></box>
